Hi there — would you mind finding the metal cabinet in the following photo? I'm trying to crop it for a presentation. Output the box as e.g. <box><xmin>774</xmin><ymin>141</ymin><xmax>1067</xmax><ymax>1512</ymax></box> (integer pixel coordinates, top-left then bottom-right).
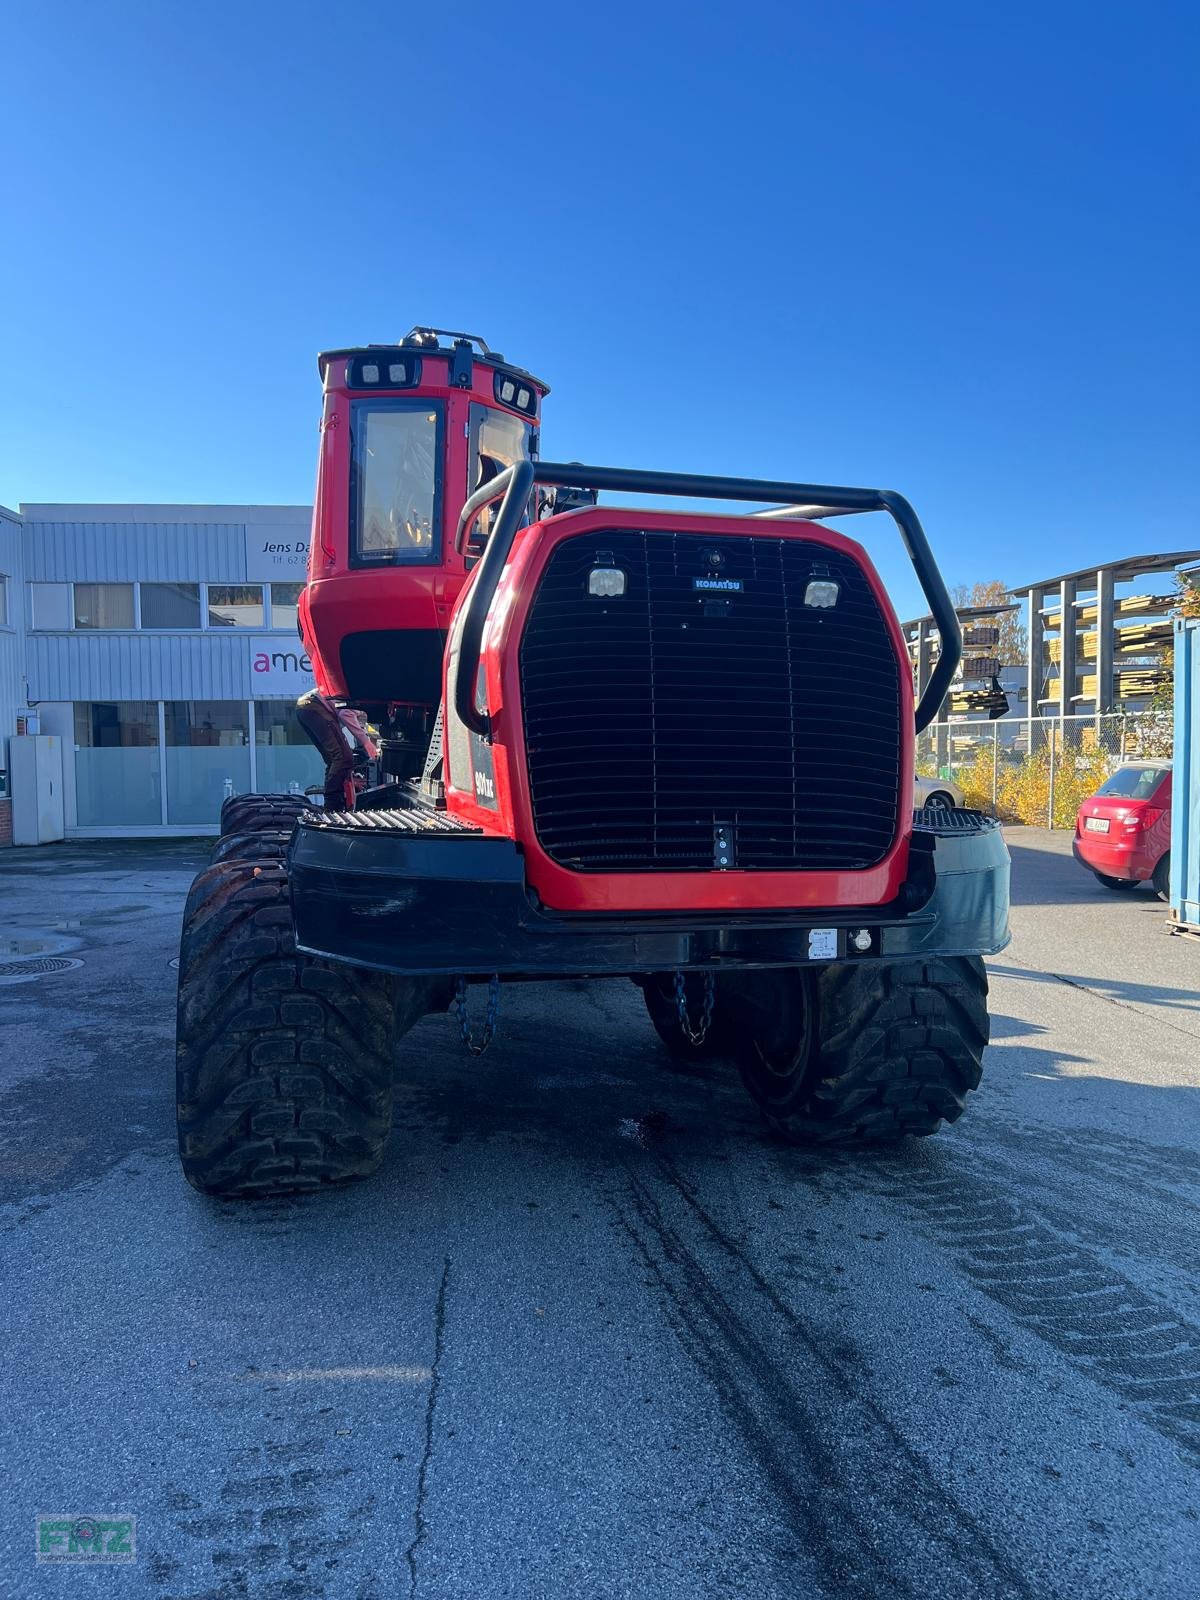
<box><xmin>9</xmin><ymin>735</ymin><xmax>66</xmax><ymax>846</ymax></box>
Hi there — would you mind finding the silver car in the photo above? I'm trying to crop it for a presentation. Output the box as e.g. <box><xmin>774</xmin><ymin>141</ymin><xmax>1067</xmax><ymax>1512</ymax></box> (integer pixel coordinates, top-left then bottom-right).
<box><xmin>914</xmin><ymin>773</ymin><xmax>964</xmax><ymax>811</ymax></box>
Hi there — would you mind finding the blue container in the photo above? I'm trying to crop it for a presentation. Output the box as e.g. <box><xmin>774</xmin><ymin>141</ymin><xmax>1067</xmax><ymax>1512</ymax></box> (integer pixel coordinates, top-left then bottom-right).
<box><xmin>1170</xmin><ymin>616</ymin><xmax>1200</xmax><ymax>931</ymax></box>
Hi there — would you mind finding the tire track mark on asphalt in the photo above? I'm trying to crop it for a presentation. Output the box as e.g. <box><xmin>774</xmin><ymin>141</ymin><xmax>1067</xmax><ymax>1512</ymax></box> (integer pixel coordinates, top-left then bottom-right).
<box><xmin>827</xmin><ymin>1153</ymin><xmax>1200</xmax><ymax>1464</ymax></box>
<box><xmin>162</xmin><ymin>1413</ymin><xmax>370</xmax><ymax>1600</ymax></box>
<box><xmin>955</xmin><ymin>1119</ymin><xmax>1200</xmax><ymax>1288</ymax></box>
<box><xmin>961</xmin><ymin>1116</ymin><xmax>1200</xmax><ymax>1211</ymax></box>
<box><xmin>607</xmin><ymin>1158</ymin><xmax>1046</xmax><ymax>1600</ymax></box>
<box><xmin>158</xmin><ymin>1197</ymin><xmax>391</xmax><ymax>1600</ymax></box>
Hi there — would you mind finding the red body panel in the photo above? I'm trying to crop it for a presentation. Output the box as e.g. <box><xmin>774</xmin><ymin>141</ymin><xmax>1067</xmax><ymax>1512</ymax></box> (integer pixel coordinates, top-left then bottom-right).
<box><xmin>1074</xmin><ymin>773</ymin><xmax>1172</xmax><ymax>882</ymax></box>
<box><xmin>299</xmin><ymin>351</ymin><xmax>540</xmax><ymax>700</ymax></box>
<box><xmin>442</xmin><ymin>507</ymin><xmax>916</xmax><ymax>914</ymax></box>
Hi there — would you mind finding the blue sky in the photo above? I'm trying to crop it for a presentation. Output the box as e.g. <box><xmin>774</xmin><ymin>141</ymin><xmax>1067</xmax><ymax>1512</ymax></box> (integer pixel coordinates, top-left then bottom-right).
<box><xmin>4</xmin><ymin>0</ymin><xmax>1196</xmax><ymax>617</ymax></box>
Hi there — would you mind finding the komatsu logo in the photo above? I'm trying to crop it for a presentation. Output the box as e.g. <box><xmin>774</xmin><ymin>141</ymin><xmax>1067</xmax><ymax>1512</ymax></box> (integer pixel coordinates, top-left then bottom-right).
<box><xmin>693</xmin><ymin>577</ymin><xmax>743</xmax><ymax>592</ymax></box>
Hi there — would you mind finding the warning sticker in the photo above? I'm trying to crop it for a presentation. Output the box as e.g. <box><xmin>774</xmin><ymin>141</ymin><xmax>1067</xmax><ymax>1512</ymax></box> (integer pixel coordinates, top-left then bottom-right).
<box><xmin>808</xmin><ymin>928</ymin><xmax>838</xmax><ymax>961</ymax></box>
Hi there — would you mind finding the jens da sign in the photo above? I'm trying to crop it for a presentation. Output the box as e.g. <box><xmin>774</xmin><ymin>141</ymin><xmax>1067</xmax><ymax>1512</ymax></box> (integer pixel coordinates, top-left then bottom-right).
<box><xmin>243</xmin><ymin>521</ymin><xmax>311</xmax><ymax>583</ymax></box>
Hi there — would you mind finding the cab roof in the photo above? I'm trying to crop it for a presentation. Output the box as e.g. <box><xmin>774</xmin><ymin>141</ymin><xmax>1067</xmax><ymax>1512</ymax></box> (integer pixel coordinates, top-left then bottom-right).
<box><xmin>318</xmin><ymin>327</ymin><xmax>549</xmax><ymax>394</ymax></box>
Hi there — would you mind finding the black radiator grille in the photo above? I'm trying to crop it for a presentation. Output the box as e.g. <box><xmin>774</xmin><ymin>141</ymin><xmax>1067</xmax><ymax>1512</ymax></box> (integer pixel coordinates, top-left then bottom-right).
<box><xmin>518</xmin><ymin>530</ymin><xmax>902</xmax><ymax>872</ymax></box>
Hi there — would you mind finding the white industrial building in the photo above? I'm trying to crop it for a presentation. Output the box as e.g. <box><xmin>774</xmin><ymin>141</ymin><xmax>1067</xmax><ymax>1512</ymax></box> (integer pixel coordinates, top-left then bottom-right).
<box><xmin>0</xmin><ymin>502</ymin><xmax>323</xmax><ymax>841</ymax></box>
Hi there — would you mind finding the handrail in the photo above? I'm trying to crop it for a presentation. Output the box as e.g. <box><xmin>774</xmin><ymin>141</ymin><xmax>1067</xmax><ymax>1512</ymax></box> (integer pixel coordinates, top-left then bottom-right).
<box><xmin>452</xmin><ymin>461</ymin><xmax>961</xmax><ymax>737</ymax></box>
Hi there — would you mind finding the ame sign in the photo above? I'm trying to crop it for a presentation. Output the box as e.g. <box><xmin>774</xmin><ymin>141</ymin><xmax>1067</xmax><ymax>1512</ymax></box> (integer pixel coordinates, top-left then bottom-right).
<box><xmin>249</xmin><ymin>636</ymin><xmax>315</xmax><ymax>696</ymax></box>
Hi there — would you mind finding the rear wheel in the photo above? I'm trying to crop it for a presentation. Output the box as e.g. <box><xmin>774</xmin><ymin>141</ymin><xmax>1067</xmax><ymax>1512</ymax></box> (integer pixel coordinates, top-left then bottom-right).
<box><xmin>924</xmin><ymin>791</ymin><xmax>956</xmax><ymax>810</ymax></box>
<box><xmin>219</xmin><ymin>792</ymin><xmax>312</xmax><ymax>836</ymax></box>
<box><xmin>736</xmin><ymin>957</ymin><xmax>989</xmax><ymax>1142</ymax></box>
<box><xmin>175</xmin><ymin>852</ymin><xmax>428</xmax><ymax>1196</ymax></box>
<box><xmin>640</xmin><ymin>973</ymin><xmax>738</xmax><ymax>1063</ymax></box>
<box><xmin>1152</xmin><ymin>853</ymin><xmax>1171</xmax><ymax>902</ymax></box>
<box><xmin>1093</xmin><ymin>870</ymin><xmax>1138</xmax><ymax>891</ymax></box>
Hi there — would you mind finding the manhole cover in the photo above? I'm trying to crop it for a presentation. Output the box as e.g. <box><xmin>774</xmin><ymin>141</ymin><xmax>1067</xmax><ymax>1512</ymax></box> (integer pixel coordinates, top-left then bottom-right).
<box><xmin>0</xmin><ymin>956</ymin><xmax>84</xmax><ymax>979</ymax></box>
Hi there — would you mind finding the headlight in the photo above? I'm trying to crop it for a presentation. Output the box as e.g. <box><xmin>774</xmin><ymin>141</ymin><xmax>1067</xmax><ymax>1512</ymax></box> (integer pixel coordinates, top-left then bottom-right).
<box><xmin>588</xmin><ymin>567</ymin><xmax>627</xmax><ymax>598</ymax></box>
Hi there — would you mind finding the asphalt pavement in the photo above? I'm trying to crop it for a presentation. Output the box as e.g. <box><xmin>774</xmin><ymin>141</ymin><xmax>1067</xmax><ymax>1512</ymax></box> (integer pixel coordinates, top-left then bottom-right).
<box><xmin>1</xmin><ymin>827</ymin><xmax>1197</xmax><ymax>1599</ymax></box>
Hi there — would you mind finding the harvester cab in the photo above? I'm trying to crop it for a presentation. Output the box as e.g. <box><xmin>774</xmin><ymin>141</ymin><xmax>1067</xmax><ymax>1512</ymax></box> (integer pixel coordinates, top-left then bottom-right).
<box><xmin>300</xmin><ymin>328</ymin><xmax>549</xmax><ymax>781</ymax></box>
<box><xmin>175</xmin><ymin>326</ymin><xmax>1011</xmax><ymax>1199</ymax></box>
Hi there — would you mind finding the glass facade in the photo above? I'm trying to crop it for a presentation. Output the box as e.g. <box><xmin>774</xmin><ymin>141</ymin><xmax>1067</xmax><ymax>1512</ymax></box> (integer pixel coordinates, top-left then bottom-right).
<box><xmin>74</xmin><ymin>702</ymin><xmax>162</xmax><ymax>826</ymax></box>
<box><xmin>254</xmin><ymin>698</ymin><xmax>323</xmax><ymax>795</ymax></box>
<box><xmin>66</xmin><ymin>699</ymin><xmax>324</xmax><ymax>830</ymax></box>
<box><xmin>164</xmin><ymin>701</ymin><xmax>251</xmax><ymax>824</ymax></box>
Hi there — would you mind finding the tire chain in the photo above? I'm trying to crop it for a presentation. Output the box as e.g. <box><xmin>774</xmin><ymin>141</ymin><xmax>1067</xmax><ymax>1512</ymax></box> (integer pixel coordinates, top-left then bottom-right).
<box><xmin>454</xmin><ymin>974</ymin><xmax>502</xmax><ymax>1056</ymax></box>
<box><xmin>673</xmin><ymin>970</ymin><xmax>716</xmax><ymax>1047</ymax></box>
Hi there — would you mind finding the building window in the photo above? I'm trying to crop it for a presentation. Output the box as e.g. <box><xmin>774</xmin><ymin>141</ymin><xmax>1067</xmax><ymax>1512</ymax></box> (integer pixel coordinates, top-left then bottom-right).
<box><xmin>74</xmin><ymin>583</ymin><xmax>134</xmax><ymax>629</ymax></box>
<box><xmin>207</xmin><ymin>585</ymin><xmax>264</xmax><ymax>628</ymax></box>
<box><xmin>0</xmin><ymin>575</ymin><xmax>8</xmax><ymax>627</ymax></box>
<box><xmin>31</xmin><ymin>582</ymin><xmax>73</xmax><ymax>630</ymax></box>
<box><xmin>270</xmin><ymin>582</ymin><xmax>304</xmax><ymax>633</ymax></box>
<box><xmin>73</xmin><ymin>702</ymin><xmax>161</xmax><ymax>826</ymax></box>
<box><xmin>164</xmin><ymin>701</ymin><xmax>250</xmax><ymax>824</ymax></box>
<box><xmin>254</xmin><ymin>697</ymin><xmax>323</xmax><ymax>795</ymax></box>
<box><xmin>141</xmin><ymin>582</ymin><xmax>201</xmax><ymax>629</ymax></box>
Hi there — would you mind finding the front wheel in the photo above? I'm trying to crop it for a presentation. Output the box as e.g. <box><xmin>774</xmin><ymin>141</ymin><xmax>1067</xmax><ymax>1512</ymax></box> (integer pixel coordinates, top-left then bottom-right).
<box><xmin>924</xmin><ymin>791</ymin><xmax>956</xmax><ymax>811</ymax></box>
<box><xmin>175</xmin><ymin>852</ymin><xmax>428</xmax><ymax>1196</ymax></box>
<box><xmin>736</xmin><ymin>957</ymin><xmax>989</xmax><ymax>1142</ymax></box>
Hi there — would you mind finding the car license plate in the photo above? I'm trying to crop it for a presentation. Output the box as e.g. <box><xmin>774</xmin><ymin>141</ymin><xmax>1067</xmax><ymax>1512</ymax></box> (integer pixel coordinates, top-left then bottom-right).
<box><xmin>1085</xmin><ymin>817</ymin><xmax>1110</xmax><ymax>833</ymax></box>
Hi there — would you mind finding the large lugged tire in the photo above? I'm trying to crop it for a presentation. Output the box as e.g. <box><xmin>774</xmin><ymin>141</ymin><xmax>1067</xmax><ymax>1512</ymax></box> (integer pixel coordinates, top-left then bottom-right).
<box><xmin>219</xmin><ymin>792</ymin><xmax>312</xmax><ymax>836</ymax></box>
<box><xmin>175</xmin><ymin>853</ymin><xmax>426</xmax><ymax>1196</ymax></box>
<box><xmin>639</xmin><ymin>973</ymin><xmax>739</xmax><ymax>1063</ymax></box>
<box><xmin>209</xmin><ymin>829</ymin><xmax>294</xmax><ymax>867</ymax></box>
<box><xmin>736</xmin><ymin>957</ymin><xmax>989</xmax><ymax>1142</ymax></box>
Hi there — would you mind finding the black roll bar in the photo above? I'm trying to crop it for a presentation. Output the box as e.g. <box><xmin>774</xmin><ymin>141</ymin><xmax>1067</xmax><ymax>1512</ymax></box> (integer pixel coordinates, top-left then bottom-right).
<box><xmin>453</xmin><ymin>461</ymin><xmax>961</xmax><ymax>738</ymax></box>
<box><xmin>404</xmin><ymin>325</ymin><xmax>492</xmax><ymax>354</ymax></box>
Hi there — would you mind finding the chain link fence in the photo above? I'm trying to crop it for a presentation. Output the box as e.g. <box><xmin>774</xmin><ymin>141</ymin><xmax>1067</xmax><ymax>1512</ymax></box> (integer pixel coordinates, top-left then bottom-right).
<box><xmin>915</xmin><ymin>711</ymin><xmax>1174</xmax><ymax>829</ymax></box>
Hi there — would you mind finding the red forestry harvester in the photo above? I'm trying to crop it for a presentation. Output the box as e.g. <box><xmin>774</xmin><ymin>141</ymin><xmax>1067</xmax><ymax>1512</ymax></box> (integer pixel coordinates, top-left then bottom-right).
<box><xmin>175</xmin><ymin>328</ymin><xmax>1010</xmax><ymax>1197</ymax></box>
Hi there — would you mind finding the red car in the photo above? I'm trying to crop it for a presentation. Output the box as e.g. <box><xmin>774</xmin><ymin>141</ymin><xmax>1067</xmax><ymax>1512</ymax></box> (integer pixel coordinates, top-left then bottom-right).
<box><xmin>1073</xmin><ymin>762</ymin><xmax>1172</xmax><ymax>898</ymax></box>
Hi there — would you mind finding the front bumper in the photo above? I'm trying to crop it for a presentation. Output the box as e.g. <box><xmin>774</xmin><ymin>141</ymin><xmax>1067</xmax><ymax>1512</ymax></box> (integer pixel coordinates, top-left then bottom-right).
<box><xmin>289</xmin><ymin>806</ymin><xmax>1011</xmax><ymax>977</ymax></box>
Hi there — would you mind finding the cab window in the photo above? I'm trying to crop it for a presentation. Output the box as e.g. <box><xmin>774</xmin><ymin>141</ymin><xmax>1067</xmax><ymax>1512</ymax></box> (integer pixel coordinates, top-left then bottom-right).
<box><xmin>351</xmin><ymin>401</ymin><xmax>442</xmax><ymax>564</ymax></box>
<box><xmin>469</xmin><ymin>403</ymin><xmax>532</xmax><ymax>538</ymax></box>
